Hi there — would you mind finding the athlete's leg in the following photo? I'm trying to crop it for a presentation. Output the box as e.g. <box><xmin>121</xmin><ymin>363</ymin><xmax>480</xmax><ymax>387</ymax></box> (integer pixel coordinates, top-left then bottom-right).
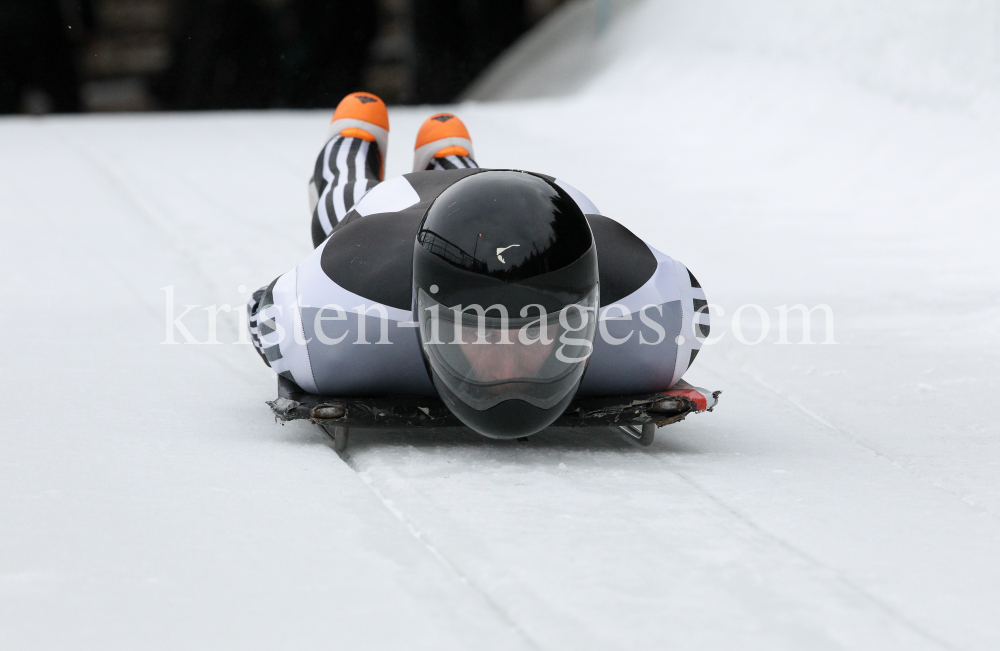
<box><xmin>252</xmin><ymin>91</ymin><xmax>388</xmax><ymax>365</ymax></box>
<box><xmin>412</xmin><ymin>113</ymin><xmax>478</xmax><ymax>172</ymax></box>
<box><xmin>309</xmin><ymin>92</ymin><xmax>389</xmax><ymax>247</ymax></box>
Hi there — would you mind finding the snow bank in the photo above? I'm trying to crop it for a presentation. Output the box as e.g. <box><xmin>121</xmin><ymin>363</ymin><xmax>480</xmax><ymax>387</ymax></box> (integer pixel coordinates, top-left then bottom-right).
<box><xmin>472</xmin><ymin>0</ymin><xmax>1000</xmax><ymax>105</ymax></box>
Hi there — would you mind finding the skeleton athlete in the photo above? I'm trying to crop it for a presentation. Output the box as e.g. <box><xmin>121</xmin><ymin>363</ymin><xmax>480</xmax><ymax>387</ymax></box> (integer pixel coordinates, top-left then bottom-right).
<box><xmin>248</xmin><ymin>92</ymin><xmax>711</xmax><ymax>437</ymax></box>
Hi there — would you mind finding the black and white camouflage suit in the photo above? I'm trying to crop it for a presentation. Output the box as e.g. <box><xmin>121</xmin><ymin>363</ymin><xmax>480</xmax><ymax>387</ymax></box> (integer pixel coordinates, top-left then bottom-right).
<box><xmin>247</xmin><ymin>131</ymin><xmax>710</xmax><ymax>397</ymax></box>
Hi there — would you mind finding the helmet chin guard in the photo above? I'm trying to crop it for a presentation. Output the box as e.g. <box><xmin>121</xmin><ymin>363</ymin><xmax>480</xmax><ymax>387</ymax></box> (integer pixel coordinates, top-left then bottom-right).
<box><xmin>413</xmin><ymin>171</ymin><xmax>599</xmax><ymax>438</ymax></box>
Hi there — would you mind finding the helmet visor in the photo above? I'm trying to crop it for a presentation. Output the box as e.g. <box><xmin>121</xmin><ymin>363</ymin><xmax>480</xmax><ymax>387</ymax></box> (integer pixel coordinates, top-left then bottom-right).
<box><xmin>418</xmin><ymin>286</ymin><xmax>599</xmax><ymax>411</ymax></box>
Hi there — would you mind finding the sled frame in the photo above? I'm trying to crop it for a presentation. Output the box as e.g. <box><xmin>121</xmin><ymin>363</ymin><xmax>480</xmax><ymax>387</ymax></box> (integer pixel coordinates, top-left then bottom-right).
<box><xmin>268</xmin><ymin>376</ymin><xmax>719</xmax><ymax>441</ymax></box>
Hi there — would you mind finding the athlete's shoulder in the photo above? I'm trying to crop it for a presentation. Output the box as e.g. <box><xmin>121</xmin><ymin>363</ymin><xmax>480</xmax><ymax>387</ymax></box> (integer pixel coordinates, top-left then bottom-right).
<box><xmin>583</xmin><ymin>214</ymin><xmax>657</xmax><ymax>305</ymax></box>
<box><xmin>542</xmin><ymin>177</ymin><xmax>601</xmax><ymax>215</ymax></box>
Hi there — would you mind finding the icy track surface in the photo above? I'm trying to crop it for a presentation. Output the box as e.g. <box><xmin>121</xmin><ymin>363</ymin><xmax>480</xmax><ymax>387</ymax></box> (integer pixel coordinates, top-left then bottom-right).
<box><xmin>4</xmin><ymin>3</ymin><xmax>1000</xmax><ymax>650</ymax></box>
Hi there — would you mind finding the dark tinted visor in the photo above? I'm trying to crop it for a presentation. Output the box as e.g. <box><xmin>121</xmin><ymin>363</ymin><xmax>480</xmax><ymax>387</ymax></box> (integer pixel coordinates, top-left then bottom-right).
<box><xmin>418</xmin><ymin>286</ymin><xmax>598</xmax><ymax>411</ymax></box>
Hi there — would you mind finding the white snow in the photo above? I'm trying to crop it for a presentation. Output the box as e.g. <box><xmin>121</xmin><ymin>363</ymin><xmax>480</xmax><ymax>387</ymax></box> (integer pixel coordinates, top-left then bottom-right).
<box><xmin>3</xmin><ymin>1</ymin><xmax>1000</xmax><ymax>648</ymax></box>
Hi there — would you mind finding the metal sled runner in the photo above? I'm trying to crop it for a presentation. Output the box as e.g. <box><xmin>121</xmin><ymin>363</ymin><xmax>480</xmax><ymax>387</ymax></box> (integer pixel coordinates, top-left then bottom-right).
<box><xmin>268</xmin><ymin>376</ymin><xmax>720</xmax><ymax>451</ymax></box>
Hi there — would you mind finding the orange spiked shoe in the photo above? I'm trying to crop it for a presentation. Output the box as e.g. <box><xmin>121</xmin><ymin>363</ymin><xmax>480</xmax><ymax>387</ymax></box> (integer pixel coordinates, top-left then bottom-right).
<box><xmin>328</xmin><ymin>92</ymin><xmax>390</xmax><ymax>177</ymax></box>
<box><xmin>412</xmin><ymin>113</ymin><xmax>474</xmax><ymax>172</ymax></box>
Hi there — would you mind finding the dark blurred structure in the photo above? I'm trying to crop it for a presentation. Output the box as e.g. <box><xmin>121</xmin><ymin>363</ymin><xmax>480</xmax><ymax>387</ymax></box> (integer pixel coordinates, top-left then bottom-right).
<box><xmin>0</xmin><ymin>0</ymin><xmax>565</xmax><ymax>113</ymax></box>
<box><xmin>80</xmin><ymin>0</ymin><xmax>174</xmax><ymax>111</ymax></box>
<box><xmin>0</xmin><ymin>0</ymin><xmax>91</xmax><ymax>113</ymax></box>
<box><xmin>366</xmin><ymin>0</ymin><xmax>564</xmax><ymax>104</ymax></box>
<box><xmin>412</xmin><ymin>0</ymin><xmax>526</xmax><ymax>104</ymax></box>
<box><xmin>157</xmin><ymin>0</ymin><xmax>378</xmax><ymax>109</ymax></box>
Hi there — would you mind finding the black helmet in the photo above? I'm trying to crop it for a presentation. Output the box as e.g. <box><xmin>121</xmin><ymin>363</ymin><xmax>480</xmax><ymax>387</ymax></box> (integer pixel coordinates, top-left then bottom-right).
<box><xmin>413</xmin><ymin>170</ymin><xmax>599</xmax><ymax>438</ymax></box>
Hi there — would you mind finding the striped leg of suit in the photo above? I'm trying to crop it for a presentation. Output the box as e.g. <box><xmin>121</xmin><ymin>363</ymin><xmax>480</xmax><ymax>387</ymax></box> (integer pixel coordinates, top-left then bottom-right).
<box><xmin>246</xmin><ymin>280</ymin><xmax>276</xmax><ymax>367</ymax></box>
<box><xmin>426</xmin><ymin>154</ymin><xmax>479</xmax><ymax>171</ymax></box>
<box><xmin>310</xmin><ymin>134</ymin><xmax>383</xmax><ymax>247</ymax></box>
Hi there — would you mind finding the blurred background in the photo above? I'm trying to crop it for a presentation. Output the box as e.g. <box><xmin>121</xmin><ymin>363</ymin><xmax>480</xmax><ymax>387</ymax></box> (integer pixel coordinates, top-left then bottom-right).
<box><xmin>0</xmin><ymin>0</ymin><xmax>567</xmax><ymax>113</ymax></box>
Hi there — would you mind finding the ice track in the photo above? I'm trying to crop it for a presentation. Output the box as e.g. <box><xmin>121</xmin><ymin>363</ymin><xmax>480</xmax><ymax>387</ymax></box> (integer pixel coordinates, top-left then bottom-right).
<box><xmin>3</xmin><ymin>1</ymin><xmax>1000</xmax><ymax>648</ymax></box>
